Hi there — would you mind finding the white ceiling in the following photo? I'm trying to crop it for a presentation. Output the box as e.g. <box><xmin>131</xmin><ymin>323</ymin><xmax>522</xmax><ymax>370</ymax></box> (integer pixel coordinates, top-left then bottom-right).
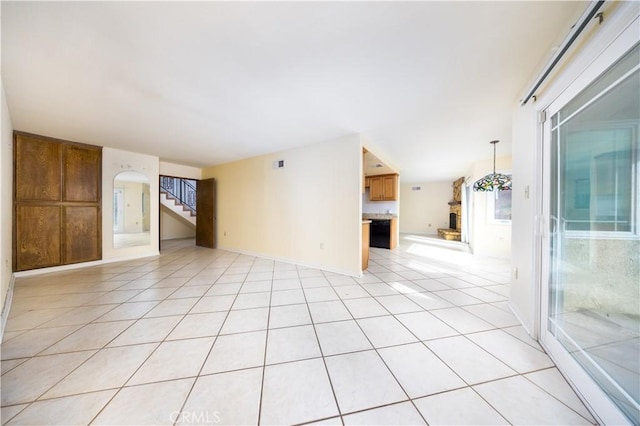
<box><xmin>1</xmin><ymin>1</ymin><xmax>586</xmax><ymax>183</ymax></box>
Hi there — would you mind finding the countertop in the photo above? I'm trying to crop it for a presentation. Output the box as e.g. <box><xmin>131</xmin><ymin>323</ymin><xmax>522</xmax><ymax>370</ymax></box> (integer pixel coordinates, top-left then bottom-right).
<box><xmin>362</xmin><ymin>213</ymin><xmax>397</xmax><ymax>220</ymax></box>
<box><xmin>362</xmin><ymin>219</ymin><xmax>372</xmax><ymax>224</ymax></box>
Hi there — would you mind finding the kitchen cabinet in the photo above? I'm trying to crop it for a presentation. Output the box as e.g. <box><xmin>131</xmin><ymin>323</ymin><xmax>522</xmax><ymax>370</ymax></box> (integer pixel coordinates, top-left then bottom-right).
<box><xmin>390</xmin><ymin>217</ymin><xmax>398</xmax><ymax>249</ymax></box>
<box><xmin>368</xmin><ymin>174</ymin><xmax>398</xmax><ymax>201</ymax></box>
<box><xmin>362</xmin><ymin>220</ymin><xmax>370</xmax><ymax>270</ymax></box>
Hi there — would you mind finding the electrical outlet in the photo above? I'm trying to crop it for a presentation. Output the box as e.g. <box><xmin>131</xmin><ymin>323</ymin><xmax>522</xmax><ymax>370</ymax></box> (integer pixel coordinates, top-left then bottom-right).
<box><xmin>320</xmin><ymin>243</ymin><xmax>324</xmax><ymax>250</ymax></box>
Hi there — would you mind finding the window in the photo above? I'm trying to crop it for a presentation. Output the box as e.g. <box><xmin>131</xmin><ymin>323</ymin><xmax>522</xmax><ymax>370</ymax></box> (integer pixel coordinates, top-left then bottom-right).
<box><xmin>487</xmin><ymin>174</ymin><xmax>512</xmax><ymax>223</ymax></box>
<box><xmin>550</xmin><ymin>43</ymin><xmax>639</xmax><ymax>238</ymax></box>
<box><xmin>558</xmin><ymin>126</ymin><xmax>636</xmax><ymax>233</ymax></box>
<box><xmin>544</xmin><ymin>42</ymin><xmax>639</xmax><ymax>424</ymax></box>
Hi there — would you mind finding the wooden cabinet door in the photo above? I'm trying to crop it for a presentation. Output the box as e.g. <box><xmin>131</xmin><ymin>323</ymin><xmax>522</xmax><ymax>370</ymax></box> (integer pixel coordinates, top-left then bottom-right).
<box><xmin>64</xmin><ymin>145</ymin><xmax>101</xmax><ymax>202</ymax></box>
<box><xmin>15</xmin><ymin>135</ymin><xmax>61</xmax><ymax>201</ymax></box>
<box><xmin>64</xmin><ymin>206</ymin><xmax>100</xmax><ymax>264</ymax></box>
<box><xmin>196</xmin><ymin>178</ymin><xmax>216</xmax><ymax>248</ymax></box>
<box><xmin>15</xmin><ymin>206</ymin><xmax>61</xmax><ymax>270</ymax></box>
<box><xmin>369</xmin><ymin>177</ymin><xmax>383</xmax><ymax>200</ymax></box>
<box><xmin>382</xmin><ymin>175</ymin><xmax>397</xmax><ymax>201</ymax></box>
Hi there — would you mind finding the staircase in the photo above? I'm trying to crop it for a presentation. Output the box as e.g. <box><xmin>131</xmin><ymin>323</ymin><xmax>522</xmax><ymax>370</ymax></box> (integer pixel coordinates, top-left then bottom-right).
<box><xmin>160</xmin><ymin>176</ymin><xmax>196</xmax><ymax>226</ymax></box>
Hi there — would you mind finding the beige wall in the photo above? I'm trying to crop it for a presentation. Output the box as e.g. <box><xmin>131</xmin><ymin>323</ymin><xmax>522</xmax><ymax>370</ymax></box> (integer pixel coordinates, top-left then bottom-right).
<box><xmin>202</xmin><ymin>134</ymin><xmax>363</xmax><ymax>276</ymax></box>
<box><xmin>102</xmin><ymin>147</ymin><xmax>160</xmax><ymax>260</ymax></box>
<box><xmin>469</xmin><ymin>155</ymin><xmax>512</xmax><ymax>259</ymax></box>
<box><xmin>399</xmin><ymin>181</ymin><xmax>451</xmax><ymax>234</ymax></box>
<box><xmin>1</xmin><ymin>84</ymin><xmax>14</xmax><ymax>334</ymax></box>
<box><xmin>160</xmin><ymin>161</ymin><xmax>202</xmax><ymax>180</ymax></box>
<box><xmin>160</xmin><ymin>207</ymin><xmax>195</xmax><ymax>240</ymax></box>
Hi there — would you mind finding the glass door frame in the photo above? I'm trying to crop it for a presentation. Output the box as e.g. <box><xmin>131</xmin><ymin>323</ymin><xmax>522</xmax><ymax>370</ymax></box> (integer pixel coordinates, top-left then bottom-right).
<box><xmin>538</xmin><ymin>19</ymin><xmax>639</xmax><ymax>426</ymax></box>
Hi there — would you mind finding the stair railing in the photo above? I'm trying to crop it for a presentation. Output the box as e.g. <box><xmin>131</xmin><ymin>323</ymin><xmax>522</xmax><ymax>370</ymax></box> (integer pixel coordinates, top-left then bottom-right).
<box><xmin>160</xmin><ymin>176</ymin><xmax>197</xmax><ymax>213</ymax></box>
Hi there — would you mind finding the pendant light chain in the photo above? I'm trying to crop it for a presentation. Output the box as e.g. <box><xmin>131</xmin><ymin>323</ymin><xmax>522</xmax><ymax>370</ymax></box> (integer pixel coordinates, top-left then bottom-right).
<box><xmin>492</xmin><ymin>140</ymin><xmax>497</xmax><ymax>174</ymax></box>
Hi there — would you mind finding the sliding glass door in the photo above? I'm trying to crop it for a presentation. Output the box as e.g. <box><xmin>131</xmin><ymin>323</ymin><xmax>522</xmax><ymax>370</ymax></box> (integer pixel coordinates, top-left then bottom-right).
<box><xmin>542</xmin><ymin>43</ymin><xmax>639</xmax><ymax>424</ymax></box>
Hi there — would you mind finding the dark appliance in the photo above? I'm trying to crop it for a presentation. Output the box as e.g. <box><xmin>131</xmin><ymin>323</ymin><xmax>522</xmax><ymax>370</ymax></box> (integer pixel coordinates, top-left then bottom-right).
<box><xmin>370</xmin><ymin>219</ymin><xmax>391</xmax><ymax>249</ymax></box>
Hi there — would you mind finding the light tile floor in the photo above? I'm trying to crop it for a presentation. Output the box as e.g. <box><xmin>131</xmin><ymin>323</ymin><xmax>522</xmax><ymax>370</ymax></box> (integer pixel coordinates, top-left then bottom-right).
<box><xmin>1</xmin><ymin>235</ymin><xmax>596</xmax><ymax>425</ymax></box>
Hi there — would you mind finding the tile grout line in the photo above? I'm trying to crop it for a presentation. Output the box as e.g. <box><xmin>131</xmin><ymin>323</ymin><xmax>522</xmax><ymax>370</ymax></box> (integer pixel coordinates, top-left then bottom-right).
<box><xmin>5</xmin><ymin>240</ymin><xmax>592</xmax><ymax>426</ymax></box>
<box><xmin>300</xmin><ymin>268</ymin><xmax>346</xmax><ymax>426</ymax></box>
<box><xmin>0</xmin><ymin>257</ymin><xmax>179</xmax><ymax>423</ymax></box>
<box><xmin>327</xmin><ymin>276</ymin><xmax>432</xmax><ymax>425</ymax></box>
<box><xmin>82</xmin><ymin>249</ymin><xmax>234</xmax><ymax>425</ymax></box>
<box><xmin>256</xmin><ymin>256</ymin><xmax>274</xmax><ymax>426</ymax></box>
<box><xmin>169</xmin><ymin>251</ymin><xmax>246</xmax><ymax>426</ymax></box>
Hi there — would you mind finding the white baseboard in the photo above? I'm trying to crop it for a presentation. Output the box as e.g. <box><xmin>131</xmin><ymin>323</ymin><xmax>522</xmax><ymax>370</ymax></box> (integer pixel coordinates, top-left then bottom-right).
<box><xmin>13</xmin><ymin>252</ymin><xmax>160</xmax><ymax>278</ymax></box>
<box><xmin>1</xmin><ymin>273</ymin><xmax>16</xmax><ymax>342</ymax></box>
<box><xmin>216</xmin><ymin>245</ymin><xmax>362</xmax><ymax>278</ymax></box>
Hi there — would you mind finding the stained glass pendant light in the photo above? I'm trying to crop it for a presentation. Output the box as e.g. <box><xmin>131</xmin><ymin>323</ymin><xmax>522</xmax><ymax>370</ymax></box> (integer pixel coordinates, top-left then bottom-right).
<box><xmin>473</xmin><ymin>140</ymin><xmax>512</xmax><ymax>191</ymax></box>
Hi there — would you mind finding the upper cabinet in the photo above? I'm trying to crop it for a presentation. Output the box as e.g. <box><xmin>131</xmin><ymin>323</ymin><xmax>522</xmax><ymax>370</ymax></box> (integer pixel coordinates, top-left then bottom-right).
<box><xmin>368</xmin><ymin>174</ymin><xmax>398</xmax><ymax>201</ymax></box>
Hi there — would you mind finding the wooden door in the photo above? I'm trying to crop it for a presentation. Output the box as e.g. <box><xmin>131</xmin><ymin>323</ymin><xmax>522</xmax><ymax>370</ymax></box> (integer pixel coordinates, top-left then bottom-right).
<box><xmin>196</xmin><ymin>178</ymin><xmax>216</xmax><ymax>248</ymax></box>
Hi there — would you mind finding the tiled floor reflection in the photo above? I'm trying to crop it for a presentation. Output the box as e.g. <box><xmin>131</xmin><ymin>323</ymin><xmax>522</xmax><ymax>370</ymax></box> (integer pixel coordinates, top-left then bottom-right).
<box><xmin>1</xmin><ymin>236</ymin><xmax>596</xmax><ymax>425</ymax></box>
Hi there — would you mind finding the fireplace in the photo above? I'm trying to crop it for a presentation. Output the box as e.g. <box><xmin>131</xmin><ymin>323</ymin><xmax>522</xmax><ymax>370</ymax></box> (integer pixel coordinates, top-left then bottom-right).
<box><xmin>437</xmin><ymin>177</ymin><xmax>464</xmax><ymax>241</ymax></box>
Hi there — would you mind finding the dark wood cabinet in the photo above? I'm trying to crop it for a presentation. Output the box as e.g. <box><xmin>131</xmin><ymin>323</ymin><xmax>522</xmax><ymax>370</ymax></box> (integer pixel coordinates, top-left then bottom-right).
<box><xmin>14</xmin><ymin>132</ymin><xmax>102</xmax><ymax>271</ymax></box>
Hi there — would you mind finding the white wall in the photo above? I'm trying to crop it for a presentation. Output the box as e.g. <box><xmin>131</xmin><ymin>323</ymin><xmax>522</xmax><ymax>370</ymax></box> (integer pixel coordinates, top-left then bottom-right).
<box><xmin>469</xmin><ymin>155</ymin><xmax>512</xmax><ymax>258</ymax></box>
<box><xmin>203</xmin><ymin>134</ymin><xmax>363</xmax><ymax>276</ymax></box>
<box><xmin>362</xmin><ymin>189</ymin><xmax>398</xmax><ymax>215</ymax></box>
<box><xmin>399</xmin><ymin>181</ymin><xmax>451</xmax><ymax>234</ymax></box>
<box><xmin>102</xmin><ymin>147</ymin><xmax>159</xmax><ymax>260</ymax></box>
<box><xmin>159</xmin><ymin>161</ymin><xmax>202</xmax><ymax>180</ymax></box>
<box><xmin>1</xmin><ymin>83</ymin><xmax>14</xmax><ymax>335</ymax></box>
<box><xmin>160</xmin><ymin>206</ymin><xmax>195</xmax><ymax>240</ymax></box>
<box><xmin>510</xmin><ymin>102</ymin><xmax>538</xmax><ymax>335</ymax></box>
